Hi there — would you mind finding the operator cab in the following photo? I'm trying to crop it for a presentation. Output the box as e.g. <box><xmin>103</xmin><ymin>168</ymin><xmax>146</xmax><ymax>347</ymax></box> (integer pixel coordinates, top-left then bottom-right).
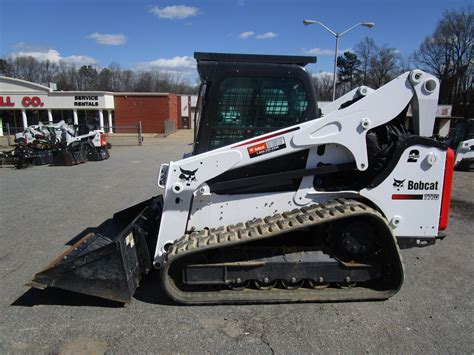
<box><xmin>193</xmin><ymin>52</ymin><xmax>319</xmax><ymax>155</ymax></box>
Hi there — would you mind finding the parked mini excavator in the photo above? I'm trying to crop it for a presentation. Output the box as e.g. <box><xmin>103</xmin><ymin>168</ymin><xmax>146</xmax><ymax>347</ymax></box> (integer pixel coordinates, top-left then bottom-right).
<box><xmin>29</xmin><ymin>52</ymin><xmax>454</xmax><ymax>304</ymax></box>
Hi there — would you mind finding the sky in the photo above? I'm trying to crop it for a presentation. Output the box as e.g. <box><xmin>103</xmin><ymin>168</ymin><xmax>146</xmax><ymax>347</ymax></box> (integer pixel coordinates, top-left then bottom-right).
<box><xmin>0</xmin><ymin>0</ymin><xmax>471</xmax><ymax>83</ymax></box>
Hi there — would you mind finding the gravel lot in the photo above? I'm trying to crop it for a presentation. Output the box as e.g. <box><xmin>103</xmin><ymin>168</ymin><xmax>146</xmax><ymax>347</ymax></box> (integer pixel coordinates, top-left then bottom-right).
<box><xmin>0</xmin><ymin>131</ymin><xmax>472</xmax><ymax>354</ymax></box>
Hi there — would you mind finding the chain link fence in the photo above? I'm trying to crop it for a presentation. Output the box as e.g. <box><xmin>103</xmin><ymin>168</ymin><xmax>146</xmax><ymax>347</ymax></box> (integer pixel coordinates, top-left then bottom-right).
<box><xmin>103</xmin><ymin>122</ymin><xmax>143</xmax><ymax>146</ymax></box>
<box><xmin>164</xmin><ymin>119</ymin><xmax>177</xmax><ymax>137</ymax></box>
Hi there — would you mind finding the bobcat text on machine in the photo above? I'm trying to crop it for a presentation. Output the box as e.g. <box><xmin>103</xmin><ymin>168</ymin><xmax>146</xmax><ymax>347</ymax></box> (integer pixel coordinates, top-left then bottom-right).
<box><xmin>28</xmin><ymin>52</ymin><xmax>454</xmax><ymax>304</ymax></box>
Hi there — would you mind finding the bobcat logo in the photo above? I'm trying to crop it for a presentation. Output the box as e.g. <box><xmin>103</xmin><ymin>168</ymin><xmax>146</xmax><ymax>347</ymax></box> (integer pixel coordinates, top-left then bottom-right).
<box><xmin>179</xmin><ymin>167</ymin><xmax>198</xmax><ymax>186</ymax></box>
<box><xmin>393</xmin><ymin>178</ymin><xmax>405</xmax><ymax>190</ymax></box>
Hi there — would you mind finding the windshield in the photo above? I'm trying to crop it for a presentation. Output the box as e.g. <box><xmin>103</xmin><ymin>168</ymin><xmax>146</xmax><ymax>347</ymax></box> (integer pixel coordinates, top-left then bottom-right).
<box><xmin>208</xmin><ymin>76</ymin><xmax>309</xmax><ymax>149</ymax></box>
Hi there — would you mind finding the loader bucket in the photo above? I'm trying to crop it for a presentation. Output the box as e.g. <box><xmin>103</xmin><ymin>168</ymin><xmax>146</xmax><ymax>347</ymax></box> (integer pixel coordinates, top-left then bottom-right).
<box><xmin>53</xmin><ymin>150</ymin><xmax>83</xmax><ymax>166</ymax></box>
<box><xmin>28</xmin><ymin>195</ymin><xmax>163</xmax><ymax>303</ymax></box>
<box><xmin>85</xmin><ymin>144</ymin><xmax>110</xmax><ymax>161</ymax></box>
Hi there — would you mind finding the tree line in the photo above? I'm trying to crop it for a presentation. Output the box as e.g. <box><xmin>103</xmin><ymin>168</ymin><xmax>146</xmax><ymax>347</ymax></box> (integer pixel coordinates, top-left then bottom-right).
<box><xmin>0</xmin><ymin>58</ymin><xmax>197</xmax><ymax>94</ymax></box>
<box><xmin>312</xmin><ymin>7</ymin><xmax>472</xmax><ymax>117</ymax></box>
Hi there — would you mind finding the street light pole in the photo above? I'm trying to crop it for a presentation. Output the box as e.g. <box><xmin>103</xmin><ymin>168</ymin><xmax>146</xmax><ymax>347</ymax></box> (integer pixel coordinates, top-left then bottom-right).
<box><xmin>303</xmin><ymin>20</ymin><xmax>374</xmax><ymax>101</ymax></box>
<box><xmin>332</xmin><ymin>34</ymin><xmax>340</xmax><ymax>101</ymax></box>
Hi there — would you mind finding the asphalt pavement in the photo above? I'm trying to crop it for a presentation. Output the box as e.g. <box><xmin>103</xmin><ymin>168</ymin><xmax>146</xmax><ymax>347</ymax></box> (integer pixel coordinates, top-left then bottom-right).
<box><xmin>0</xmin><ymin>131</ymin><xmax>472</xmax><ymax>354</ymax></box>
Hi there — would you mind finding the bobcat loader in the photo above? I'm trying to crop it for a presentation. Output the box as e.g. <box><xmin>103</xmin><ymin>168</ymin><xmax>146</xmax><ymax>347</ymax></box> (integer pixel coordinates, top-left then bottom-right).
<box><xmin>9</xmin><ymin>120</ymin><xmax>109</xmax><ymax>168</ymax></box>
<box><xmin>450</xmin><ymin>119</ymin><xmax>474</xmax><ymax>170</ymax></box>
<box><xmin>28</xmin><ymin>52</ymin><xmax>455</xmax><ymax>304</ymax></box>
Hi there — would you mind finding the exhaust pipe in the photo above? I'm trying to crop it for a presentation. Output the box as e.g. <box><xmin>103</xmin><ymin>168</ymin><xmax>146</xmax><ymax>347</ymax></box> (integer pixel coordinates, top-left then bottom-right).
<box><xmin>28</xmin><ymin>196</ymin><xmax>163</xmax><ymax>303</ymax></box>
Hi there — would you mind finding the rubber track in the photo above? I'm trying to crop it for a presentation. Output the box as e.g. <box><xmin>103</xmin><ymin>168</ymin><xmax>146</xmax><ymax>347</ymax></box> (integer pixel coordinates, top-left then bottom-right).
<box><xmin>162</xmin><ymin>198</ymin><xmax>404</xmax><ymax>304</ymax></box>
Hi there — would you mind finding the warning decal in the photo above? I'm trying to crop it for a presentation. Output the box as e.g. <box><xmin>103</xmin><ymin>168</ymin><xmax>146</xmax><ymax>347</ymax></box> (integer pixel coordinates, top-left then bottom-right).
<box><xmin>248</xmin><ymin>137</ymin><xmax>286</xmax><ymax>158</ymax></box>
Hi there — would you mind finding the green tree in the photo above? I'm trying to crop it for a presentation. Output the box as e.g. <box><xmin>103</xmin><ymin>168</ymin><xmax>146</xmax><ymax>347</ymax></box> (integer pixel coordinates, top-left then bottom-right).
<box><xmin>337</xmin><ymin>51</ymin><xmax>361</xmax><ymax>93</ymax></box>
<box><xmin>97</xmin><ymin>68</ymin><xmax>113</xmax><ymax>91</ymax></box>
<box><xmin>78</xmin><ymin>65</ymin><xmax>98</xmax><ymax>90</ymax></box>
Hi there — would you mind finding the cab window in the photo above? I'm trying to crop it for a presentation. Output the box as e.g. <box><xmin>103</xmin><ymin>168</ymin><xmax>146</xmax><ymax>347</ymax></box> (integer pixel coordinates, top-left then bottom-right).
<box><xmin>210</xmin><ymin>77</ymin><xmax>309</xmax><ymax>149</ymax></box>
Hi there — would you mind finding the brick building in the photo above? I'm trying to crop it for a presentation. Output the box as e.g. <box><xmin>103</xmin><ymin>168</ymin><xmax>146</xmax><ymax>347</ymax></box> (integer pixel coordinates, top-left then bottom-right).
<box><xmin>0</xmin><ymin>76</ymin><xmax>197</xmax><ymax>134</ymax></box>
<box><xmin>114</xmin><ymin>93</ymin><xmax>181</xmax><ymax>133</ymax></box>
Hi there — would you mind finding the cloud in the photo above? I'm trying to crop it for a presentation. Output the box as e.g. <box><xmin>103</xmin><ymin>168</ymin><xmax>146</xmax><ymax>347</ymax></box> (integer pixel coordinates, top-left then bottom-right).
<box><xmin>148</xmin><ymin>5</ymin><xmax>198</xmax><ymax>20</ymax></box>
<box><xmin>135</xmin><ymin>56</ymin><xmax>196</xmax><ymax>73</ymax></box>
<box><xmin>304</xmin><ymin>48</ymin><xmax>334</xmax><ymax>56</ymax></box>
<box><xmin>312</xmin><ymin>71</ymin><xmax>334</xmax><ymax>79</ymax></box>
<box><xmin>10</xmin><ymin>49</ymin><xmax>97</xmax><ymax>66</ymax></box>
<box><xmin>239</xmin><ymin>31</ymin><xmax>254</xmax><ymax>39</ymax></box>
<box><xmin>237</xmin><ymin>0</ymin><xmax>245</xmax><ymax>6</ymax></box>
<box><xmin>12</xmin><ymin>42</ymin><xmax>29</xmax><ymax>49</ymax></box>
<box><xmin>12</xmin><ymin>42</ymin><xmax>44</xmax><ymax>51</ymax></box>
<box><xmin>303</xmin><ymin>48</ymin><xmax>353</xmax><ymax>56</ymax></box>
<box><xmin>87</xmin><ymin>32</ymin><xmax>127</xmax><ymax>45</ymax></box>
<box><xmin>256</xmin><ymin>32</ymin><xmax>277</xmax><ymax>40</ymax></box>
<box><xmin>61</xmin><ymin>55</ymin><xmax>98</xmax><ymax>66</ymax></box>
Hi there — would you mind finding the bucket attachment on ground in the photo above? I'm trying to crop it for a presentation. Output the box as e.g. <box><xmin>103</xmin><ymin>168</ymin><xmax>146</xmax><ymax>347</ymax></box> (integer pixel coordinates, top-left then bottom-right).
<box><xmin>53</xmin><ymin>147</ymin><xmax>87</xmax><ymax>166</ymax></box>
<box><xmin>33</xmin><ymin>150</ymin><xmax>54</xmax><ymax>166</ymax></box>
<box><xmin>84</xmin><ymin>143</ymin><xmax>110</xmax><ymax>161</ymax></box>
<box><xmin>28</xmin><ymin>195</ymin><xmax>163</xmax><ymax>303</ymax></box>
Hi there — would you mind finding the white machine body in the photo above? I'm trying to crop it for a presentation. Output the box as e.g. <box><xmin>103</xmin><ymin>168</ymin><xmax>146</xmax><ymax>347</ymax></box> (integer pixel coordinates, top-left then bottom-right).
<box><xmin>454</xmin><ymin>138</ymin><xmax>474</xmax><ymax>169</ymax></box>
<box><xmin>154</xmin><ymin>70</ymin><xmax>447</xmax><ymax>266</ymax></box>
<box><xmin>15</xmin><ymin>120</ymin><xmax>106</xmax><ymax>148</ymax></box>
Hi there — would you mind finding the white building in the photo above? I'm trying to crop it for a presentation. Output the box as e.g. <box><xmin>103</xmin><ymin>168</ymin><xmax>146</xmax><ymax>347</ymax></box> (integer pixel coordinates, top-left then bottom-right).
<box><xmin>0</xmin><ymin>76</ymin><xmax>115</xmax><ymax>133</ymax></box>
<box><xmin>180</xmin><ymin>95</ymin><xmax>198</xmax><ymax>129</ymax></box>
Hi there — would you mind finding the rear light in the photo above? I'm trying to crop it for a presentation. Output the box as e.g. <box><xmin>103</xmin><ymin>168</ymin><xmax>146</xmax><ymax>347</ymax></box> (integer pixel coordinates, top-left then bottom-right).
<box><xmin>439</xmin><ymin>148</ymin><xmax>455</xmax><ymax>230</ymax></box>
<box><xmin>100</xmin><ymin>133</ymin><xmax>107</xmax><ymax>147</ymax></box>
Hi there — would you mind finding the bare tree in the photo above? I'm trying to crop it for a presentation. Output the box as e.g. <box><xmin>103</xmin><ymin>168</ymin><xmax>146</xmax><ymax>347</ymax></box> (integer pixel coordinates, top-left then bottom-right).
<box><xmin>414</xmin><ymin>6</ymin><xmax>473</xmax><ymax>115</ymax></box>
<box><xmin>134</xmin><ymin>71</ymin><xmax>154</xmax><ymax>92</ymax></box>
<box><xmin>354</xmin><ymin>37</ymin><xmax>377</xmax><ymax>85</ymax></box>
<box><xmin>368</xmin><ymin>46</ymin><xmax>402</xmax><ymax>88</ymax></box>
<box><xmin>7</xmin><ymin>56</ymin><xmax>40</xmax><ymax>82</ymax></box>
<box><xmin>38</xmin><ymin>60</ymin><xmax>59</xmax><ymax>84</ymax></box>
<box><xmin>108</xmin><ymin>62</ymin><xmax>123</xmax><ymax>92</ymax></box>
<box><xmin>312</xmin><ymin>72</ymin><xmax>333</xmax><ymax>101</ymax></box>
<box><xmin>1</xmin><ymin>55</ymin><xmax>209</xmax><ymax>95</ymax></box>
<box><xmin>398</xmin><ymin>55</ymin><xmax>413</xmax><ymax>73</ymax></box>
<box><xmin>0</xmin><ymin>59</ymin><xmax>11</xmax><ymax>76</ymax></box>
<box><xmin>120</xmin><ymin>69</ymin><xmax>136</xmax><ymax>91</ymax></box>
<box><xmin>55</xmin><ymin>62</ymin><xmax>79</xmax><ymax>90</ymax></box>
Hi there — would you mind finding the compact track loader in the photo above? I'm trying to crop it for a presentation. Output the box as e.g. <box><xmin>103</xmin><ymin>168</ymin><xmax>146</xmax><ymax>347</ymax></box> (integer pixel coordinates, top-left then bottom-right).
<box><xmin>3</xmin><ymin>120</ymin><xmax>109</xmax><ymax>168</ymax></box>
<box><xmin>29</xmin><ymin>52</ymin><xmax>454</xmax><ymax>304</ymax></box>
<box><xmin>450</xmin><ymin>119</ymin><xmax>474</xmax><ymax>170</ymax></box>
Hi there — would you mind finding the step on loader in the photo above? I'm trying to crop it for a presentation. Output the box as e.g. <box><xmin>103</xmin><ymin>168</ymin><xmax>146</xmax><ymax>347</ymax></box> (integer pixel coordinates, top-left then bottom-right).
<box><xmin>29</xmin><ymin>52</ymin><xmax>454</xmax><ymax>304</ymax></box>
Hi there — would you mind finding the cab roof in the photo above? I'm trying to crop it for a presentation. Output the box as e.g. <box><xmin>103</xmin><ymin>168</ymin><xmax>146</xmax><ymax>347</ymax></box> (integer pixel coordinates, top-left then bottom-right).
<box><xmin>194</xmin><ymin>52</ymin><xmax>317</xmax><ymax>67</ymax></box>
